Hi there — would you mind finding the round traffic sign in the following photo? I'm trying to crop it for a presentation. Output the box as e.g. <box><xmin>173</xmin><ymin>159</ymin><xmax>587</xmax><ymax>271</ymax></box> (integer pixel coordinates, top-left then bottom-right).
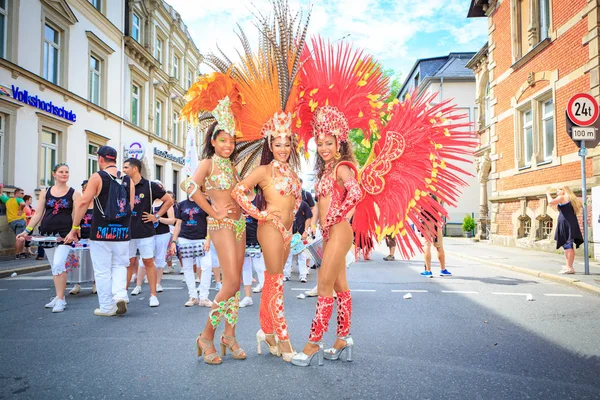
<box><xmin>567</xmin><ymin>93</ymin><xmax>599</xmax><ymax>127</ymax></box>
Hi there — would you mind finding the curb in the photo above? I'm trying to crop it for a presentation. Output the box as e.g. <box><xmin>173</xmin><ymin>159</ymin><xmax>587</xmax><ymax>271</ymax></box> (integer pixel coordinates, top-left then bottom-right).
<box><xmin>0</xmin><ymin>264</ymin><xmax>50</xmax><ymax>279</ymax></box>
<box><xmin>446</xmin><ymin>251</ymin><xmax>600</xmax><ymax>297</ymax></box>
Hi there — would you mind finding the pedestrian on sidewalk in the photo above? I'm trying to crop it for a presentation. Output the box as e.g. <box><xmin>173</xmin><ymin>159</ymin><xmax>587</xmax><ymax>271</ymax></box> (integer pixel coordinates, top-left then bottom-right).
<box><xmin>0</xmin><ymin>184</ymin><xmax>27</xmax><ymax>259</ymax></box>
<box><xmin>547</xmin><ymin>186</ymin><xmax>583</xmax><ymax>275</ymax></box>
<box><xmin>420</xmin><ymin>195</ymin><xmax>452</xmax><ymax>278</ymax></box>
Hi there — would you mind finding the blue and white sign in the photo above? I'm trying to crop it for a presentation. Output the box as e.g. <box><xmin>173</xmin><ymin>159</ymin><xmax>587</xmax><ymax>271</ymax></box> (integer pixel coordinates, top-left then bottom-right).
<box><xmin>127</xmin><ymin>142</ymin><xmax>145</xmax><ymax>159</ymax></box>
<box><xmin>7</xmin><ymin>85</ymin><xmax>77</xmax><ymax>122</ymax></box>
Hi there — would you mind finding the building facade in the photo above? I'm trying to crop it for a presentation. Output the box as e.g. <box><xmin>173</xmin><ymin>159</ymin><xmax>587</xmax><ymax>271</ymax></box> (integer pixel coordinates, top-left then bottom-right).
<box><xmin>398</xmin><ymin>53</ymin><xmax>480</xmax><ymax>236</ymax></box>
<box><xmin>467</xmin><ymin>0</ymin><xmax>599</xmax><ymax>253</ymax></box>
<box><xmin>0</xmin><ymin>0</ymin><xmax>201</xmax><ymax>253</ymax></box>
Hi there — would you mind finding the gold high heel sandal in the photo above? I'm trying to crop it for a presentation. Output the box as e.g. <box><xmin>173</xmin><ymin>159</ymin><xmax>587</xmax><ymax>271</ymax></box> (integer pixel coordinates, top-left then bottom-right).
<box><xmin>256</xmin><ymin>329</ymin><xmax>278</xmax><ymax>356</ymax></box>
<box><xmin>220</xmin><ymin>334</ymin><xmax>247</xmax><ymax>360</ymax></box>
<box><xmin>277</xmin><ymin>339</ymin><xmax>297</xmax><ymax>363</ymax></box>
<box><xmin>196</xmin><ymin>335</ymin><xmax>222</xmax><ymax>365</ymax></box>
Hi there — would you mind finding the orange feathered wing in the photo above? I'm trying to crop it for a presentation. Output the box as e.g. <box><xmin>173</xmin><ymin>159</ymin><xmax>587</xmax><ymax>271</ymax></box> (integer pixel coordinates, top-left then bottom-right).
<box><xmin>353</xmin><ymin>91</ymin><xmax>477</xmax><ymax>259</ymax></box>
<box><xmin>180</xmin><ymin>72</ymin><xmax>243</xmax><ymax>137</ymax></box>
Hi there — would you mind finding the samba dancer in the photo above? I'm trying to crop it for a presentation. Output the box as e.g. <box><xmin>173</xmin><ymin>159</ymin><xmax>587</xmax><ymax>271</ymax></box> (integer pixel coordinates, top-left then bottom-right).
<box><xmin>18</xmin><ymin>163</ymin><xmax>80</xmax><ymax>313</ymax></box>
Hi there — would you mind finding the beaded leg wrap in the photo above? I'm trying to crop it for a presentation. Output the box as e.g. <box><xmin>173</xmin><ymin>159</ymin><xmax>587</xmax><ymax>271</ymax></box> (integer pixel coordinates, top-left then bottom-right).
<box><xmin>336</xmin><ymin>290</ymin><xmax>352</xmax><ymax>337</ymax></box>
<box><xmin>308</xmin><ymin>296</ymin><xmax>335</xmax><ymax>342</ymax></box>
<box><xmin>224</xmin><ymin>291</ymin><xmax>241</xmax><ymax>326</ymax></box>
<box><xmin>259</xmin><ymin>272</ymin><xmax>275</xmax><ymax>335</ymax></box>
<box><xmin>269</xmin><ymin>273</ymin><xmax>289</xmax><ymax>341</ymax></box>
<box><xmin>209</xmin><ymin>299</ymin><xmax>228</xmax><ymax>330</ymax></box>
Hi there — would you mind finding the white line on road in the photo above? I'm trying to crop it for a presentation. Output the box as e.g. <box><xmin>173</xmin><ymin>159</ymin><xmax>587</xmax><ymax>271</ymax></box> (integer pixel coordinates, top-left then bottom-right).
<box><xmin>0</xmin><ymin>289</ymin><xmax>8</xmax><ymax>291</ymax></box>
<box><xmin>19</xmin><ymin>288</ymin><xmax>50</xmax><ymax>291</ymax></box>
<box><xmin>290</xmin><ymin>288</ymin><xmax>308</xmax><ymax>291</ymax></box>
<box><xmin>441</xmin><ymin>290</ymin><xmax>479</xmax><ymax>294</ymax></box>
<box><xmin>491</xmin><ymin>292</ymin><xmax>530</xmax><ymax>296</ymax></box>
<box><xmin>544</xmin><ymin>294</ymin><xmax>584</xmax><ymax>297</ymax></box>
<box><xmin>160</xmin><ymin>287</ymin><xmax>183</xmax><ymax>290</ymax></box>
<box><xmin>391</xmin><ymin>290</ymin><xmax>429</xmax><ymax>293</ymax></box>
<box><xmin>352</xmin><ymin>289</ymin><xmax>376</xmax><ymax>292</ymax></box>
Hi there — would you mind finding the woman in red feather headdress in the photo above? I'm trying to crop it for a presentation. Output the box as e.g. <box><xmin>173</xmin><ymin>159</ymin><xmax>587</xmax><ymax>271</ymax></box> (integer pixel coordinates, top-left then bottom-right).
<box><xmin>291</xmin><ymin>38</ymin><xmax>390</xmax><ymax>367</ymax></box>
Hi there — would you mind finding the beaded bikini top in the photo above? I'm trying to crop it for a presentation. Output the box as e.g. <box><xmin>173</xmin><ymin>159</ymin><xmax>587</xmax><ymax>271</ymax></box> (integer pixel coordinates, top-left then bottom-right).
<box><xmin>204</xmin><ymin>155</ymin><xmax>237</xmax><ymax>191</ymax></box>
<box><xmin>263</xmin><ymin>160</ymin><xmax>300</xmax><ymax>197</ymax></box>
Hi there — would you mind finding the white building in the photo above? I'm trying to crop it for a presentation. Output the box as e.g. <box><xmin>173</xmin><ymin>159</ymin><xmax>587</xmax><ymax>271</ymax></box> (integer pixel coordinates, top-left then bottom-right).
<box><xmin>398</xmin><ymin>52</ymin><xmax>480</xmax><ymax>236</ymax></box>
<box><xmin>0</xmin><ymin>0</ymin><xmax>201</xmax><ymax>253</ymax></box>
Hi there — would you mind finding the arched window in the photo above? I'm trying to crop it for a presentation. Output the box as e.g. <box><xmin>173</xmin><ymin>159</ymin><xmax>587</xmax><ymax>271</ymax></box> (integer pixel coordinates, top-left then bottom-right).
<box><xmin>484</xmin><ymin>81</ymin><xmax>491</xmax><ymax>127</ymax></box>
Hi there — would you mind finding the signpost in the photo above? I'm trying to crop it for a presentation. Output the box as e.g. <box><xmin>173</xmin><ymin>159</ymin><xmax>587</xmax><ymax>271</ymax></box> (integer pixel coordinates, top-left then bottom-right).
<box><xmin>566</xmin><ymin>93</ymin><xmax>599</xmax><ymax>275</ymax></box>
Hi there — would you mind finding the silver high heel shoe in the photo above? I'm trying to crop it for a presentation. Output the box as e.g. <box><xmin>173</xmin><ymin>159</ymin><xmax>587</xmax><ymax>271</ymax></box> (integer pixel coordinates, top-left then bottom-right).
<box><xmin>291</xmin><ymin>341</ymin><xmax>324</xmax><ymax>367</ymax></box>
<box><xmin>324</xmin><ymin>336</ymin><xmax>354</xmax><ymax>361</ymax></box>
<box><xmin>256</xmin><ymin>329</ymin><xmax>278</xmax><ymax>356</ymax></box>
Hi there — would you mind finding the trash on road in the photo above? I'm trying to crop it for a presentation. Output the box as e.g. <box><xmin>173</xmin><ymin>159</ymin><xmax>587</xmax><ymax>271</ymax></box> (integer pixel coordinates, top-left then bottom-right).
<box><xmin>527</xmin><ymin>294</ymin><xmax>534</xmax><ymax>301</ymax></box>
<box><xmin>403</xmin><ymin>293</ymin><xmax>412</xmax><ymax>300</ymax></box>
<box><xmin>10</xmin><ymin>272</ymin><xmax>17</xmax><ymax>277</ymax></box>
<box><xmin>297</xmin><ymin>293</ymin><xmax>306</xmax><ymax>299</ymax></box>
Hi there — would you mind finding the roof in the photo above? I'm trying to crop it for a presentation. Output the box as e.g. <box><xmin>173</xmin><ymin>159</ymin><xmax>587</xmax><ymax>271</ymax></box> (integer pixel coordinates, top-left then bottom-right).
<box><xmin>467</xmin><ymin>0</ymin><xmax>489</xmax><ymax>18</ymax></box>
<box><xmin>398</xmin><ymin>52</ymin><xmax>477</xmax><ymax>98</ymax></box>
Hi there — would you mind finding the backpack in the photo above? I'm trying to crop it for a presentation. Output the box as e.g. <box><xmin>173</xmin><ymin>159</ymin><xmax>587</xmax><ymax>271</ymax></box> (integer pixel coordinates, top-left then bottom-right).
<box><xmin>95</xmin><ymin>170</ymin><xmax>131</xmax><ymax>223</ymax></box>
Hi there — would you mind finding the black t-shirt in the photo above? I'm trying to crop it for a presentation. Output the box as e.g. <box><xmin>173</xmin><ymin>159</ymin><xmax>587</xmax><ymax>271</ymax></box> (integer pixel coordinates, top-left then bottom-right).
<box><xmin>39</xmin><ymin>187</ymin><xmax>75</xmax><ymax>238</ymax></box>
<box><xmin>80</xmin><ymin>208</ymin><xmax>94</xmax><ymax>239</ymax></box>
<box><xmin>245</xmin><ymin>198</ymin><xmax>259</xmax><ymax>245</ymax></box>
<box><xmin>153</xmin><ymin>204</ymin><xmax>171</xmax><ymax>235</ymax></box>
<box><xmin>293</xmin><ymin>200</ymin><xmax>313</xmax><ymax>234</ymax></box>
<box><xmin>176</xmin><ymin>199</ymin><xmax>207</xmax><ymax>240</ymax></box>
<box><xmin>91</xmin><ymin>170</ymin><xmax>130</xmax><ymax>242</ymax></box>
<box><xmin>302</xmin><ymin>190</ymin><xmax>315</xmax><ymax>208</ymax></box>
<box><xmin>125</xmin><ymin>176</ymin><xmax>167</xmax><ymax>239</ymax></box>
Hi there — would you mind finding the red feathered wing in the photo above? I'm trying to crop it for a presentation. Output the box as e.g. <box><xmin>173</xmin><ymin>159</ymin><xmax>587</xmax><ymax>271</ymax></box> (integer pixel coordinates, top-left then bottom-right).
<box><xmin>353</xmin><ymin>91</ymin><xmax>477</xmax><ymax>259</ymax></box>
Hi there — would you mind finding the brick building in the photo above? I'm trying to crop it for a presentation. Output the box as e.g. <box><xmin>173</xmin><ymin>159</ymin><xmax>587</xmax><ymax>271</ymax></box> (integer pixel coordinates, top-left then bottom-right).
<box><xmin>466</xmin><ymin>0</ymin><xmax>600</xmax><ymax>253</ymax></box>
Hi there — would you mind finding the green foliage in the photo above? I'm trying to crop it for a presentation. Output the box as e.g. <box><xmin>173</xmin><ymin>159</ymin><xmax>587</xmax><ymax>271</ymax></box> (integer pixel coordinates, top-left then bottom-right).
<box><xmin>462</xmin><ymin>214</ymin><xmax>476</xmax><ymax>233</ymax></box>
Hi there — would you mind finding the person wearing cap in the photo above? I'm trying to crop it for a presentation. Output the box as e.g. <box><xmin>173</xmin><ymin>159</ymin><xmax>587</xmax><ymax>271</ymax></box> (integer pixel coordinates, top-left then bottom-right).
<box><xmin>122</xmin><ymin>158</ymin><xmax>173</xmax><ymax>307</ymax></box>
<box><xmin>130</xmin><ymin>180</ymin><xmax>176</xmax><ymax>296</ymax></box>
<box><xmin>65</xmin><ymin>145</ymin><xmax>133</xmax><ymax>317</ymax></box>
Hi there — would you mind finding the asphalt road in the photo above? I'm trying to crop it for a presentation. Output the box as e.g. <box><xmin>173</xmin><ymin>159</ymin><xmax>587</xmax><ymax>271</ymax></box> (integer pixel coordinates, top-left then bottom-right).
<box><xmin>1</xmin><ymin>247</ymin><xmax>599</xmax><ymax>400</ymax></box>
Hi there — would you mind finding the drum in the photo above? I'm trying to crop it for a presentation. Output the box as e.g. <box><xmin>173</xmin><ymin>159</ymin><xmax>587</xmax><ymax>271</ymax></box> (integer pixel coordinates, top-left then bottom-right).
<box><xmin>305</xmin><ymin>238</ymin><xmax>324</xmax><ymax>268</ymax></box>
<box><xmin>290</xmin><ymin>233</ymin><xmax>306</xmax><ymax>255</ymax></box>
<box><xmin>245</xmin><ymin>244</ymin><xmax>262</xmax><ymax>258</ymax></box>
<box><xmin>178</xmin><ymin>243</ymin><xmax>205</xmax><ymax>259</ymax></box>
<box><xmin>66</xmin><ymin>241</ymin><xmax>94</xmax><ymax>284</ymax></box>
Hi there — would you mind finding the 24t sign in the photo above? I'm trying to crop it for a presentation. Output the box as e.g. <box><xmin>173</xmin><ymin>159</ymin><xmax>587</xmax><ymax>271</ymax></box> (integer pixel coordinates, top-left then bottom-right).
<box><xmin>567</xmin><ymin>93</ymin><xmax>599</xmax><ymax>127</ymax></box>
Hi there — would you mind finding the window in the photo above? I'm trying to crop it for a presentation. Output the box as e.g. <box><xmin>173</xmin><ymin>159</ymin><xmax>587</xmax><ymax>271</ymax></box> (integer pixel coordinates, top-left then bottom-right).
<box><xmin>88</xmin><ymin>143</ymin><xmax>99</xmax><ymax>178</ymax></box>
<box><xmin>173</xmin><ymin>56</ymin><xmax>179</xmax><ymax>79</ymax></box>
<box><xmin>187</xmin><ymin>70</ymin><xmax>193</xmax><ymax>89</ymax></box>
<box><xmin>413</xmin><ymin>72</ymin><xmax>419</xmax><ymax>90</ymax></box>
<box><xmin>541</xmin><ymin>99</ymin><xmax>554</xmax><ymax>162</ymax></box>
<box><xmin>539</xmin><ymin>0</ymin><xmax>550</xmax><ymax>41</ymax></box>
<box><xmin>536</xmin><ymin>217</ymin><xmax>553</xmax><ymax>240</ymax></box>
<box><xmin>518</xmin><ymin>216</ymin><xmax>531</xmax><ymax>239</ymax></box>
<box><xmin>155</xmin><ymin>37</ymin><xmax>162</xmax><ymax>63</ymax></box>
<box><xmin>155</xmin><ymin>100</ymin><xmax>163</xmax><ymax>137</ymax></box>
<box><xmin>484</xmin><ymin>82</ymin><xmax>491</xmax><ymax>127</ymax></box>
<box><xmin>40</xmin><ymin>129</ymin><xmax>58</xmax><ymax>187</ymax></box>
<box><xmin>512</xmin><ymin>0</ymin><xmax>551</xmax><ymax>61</ymax></box>
<box><xmin>155</xmin><ymin>164</ymin><xmax>162</xmax><ymax>181</ymax></box>
<box><xmin>43</xmin><ymin>24</ymin><xmax>60</xmax><ymax>84</ymax></box>
<box><xmin>132</xmin><ymin>13</ymin><xmax>141</xmax><ymax>42</ymax></box>
<box><xmin>522</xmin><ymin>109</ymin><xmax>533</xmax><ymax>167</ymax></box>
<box><xmin>0</xmin><ymin>0</ymin><xmax>7</xmax><ymax>59</ymax></box>
<box><xmin>131</xmin><ymin>84</ymin><xmax>140</xmax><ymax>126</ymax></box>
<box><xmin>173</xmin><ymin>170</ymin><xmax>179</xmax><ymax>200</ymax></box>
<box><xmin>89</xmin><ymin>55</ymin><xmax>101</xmax><ymax>105</ymax></box>
<box><xmin>89</xmin><ymin>0</ymin><xmax>101</xmax><ymax>11</ymax></box>
<box><xmin>173</xmin><ymin>112</ymin><xmax>179</xmax><ymax>146</ymax></box>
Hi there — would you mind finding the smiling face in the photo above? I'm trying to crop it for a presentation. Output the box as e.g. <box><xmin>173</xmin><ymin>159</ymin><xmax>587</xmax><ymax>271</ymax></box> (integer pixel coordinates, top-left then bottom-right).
<box><xmin>270</xmin><ymin>136</ymin><xmax>292</xmax><ymax>163</ymax></box>
<box><xmin>316</xmin><ymin>134</ymin><xmax>338</xmax><ymax>163</ymax></box>
<box><xmin>211</xmin><ymin>131</ymin><xmax>236</xmax><ymax>159</ymax></box>
<box><xmin>53</xmin><ymin>165</ymin><xmax>70</xmax><ymax>184</ymax></box>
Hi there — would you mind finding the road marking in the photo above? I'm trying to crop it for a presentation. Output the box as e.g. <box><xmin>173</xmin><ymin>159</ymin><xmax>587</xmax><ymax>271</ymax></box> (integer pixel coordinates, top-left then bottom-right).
<box><xmin>160</xmin><ymin>287</ymin><xmax>183</xmax><ymax>290</ymax></box>
<box><xmin>544</xmin><ymin>294</ymin><xmax>583</xmax><ymax>297</ymax></box>
<box><xmin>491</xmin><ymin>292</ymin><xmax>530</xmax><ymax>296</ymax></box>
<box><xmin>441</xmin><ymin>290</ymin><xmax>479</xmax><ymax>294</ymax></box>
<box><xmin>391</xmin><ymin>290</ymin><xmax>428</xmax><ymax>293</ymax></box>
<box><xmin>352</xmin><ymin>289</ymin><xmax>376</xmax><ymax>292</ymax></box>
<box><xmin>290</xmin><ymin>288</ymin><xmax>307</xmax><ymax>291</ymax></box>
<box><xmin>19</xmin><ymin>288</ymin><xmax>50</xmax><ymax>291</ymax></box>
<box><xmin>0</xmin><ymin>289</ymin><xmax>8</xmax><ymax>291</ymax></box>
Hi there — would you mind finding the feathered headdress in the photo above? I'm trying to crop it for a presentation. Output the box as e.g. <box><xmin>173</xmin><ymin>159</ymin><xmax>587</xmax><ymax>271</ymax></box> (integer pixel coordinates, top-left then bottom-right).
<box><xmin>296</xmin><ymin>37</ymin><xmax>390</xmax><ymax>146</ymax></box>
<box><xmin>180</xmin><ymin>72</ymin><xmax>243</xmax><ymax>138</ymax></box>
<box><xmin>204</xmin><ymin>1</ymin><xmax>310</xmax><ymax>175</ymax></box>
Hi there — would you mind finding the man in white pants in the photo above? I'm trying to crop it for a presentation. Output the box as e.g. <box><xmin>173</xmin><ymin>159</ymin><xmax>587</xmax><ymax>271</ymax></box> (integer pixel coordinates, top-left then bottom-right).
<box><xmin>284</xmin><ymin>199</ymin><xmax>313</xmax><ymax>282</ymax></box>
<box><xmin>197</xmin><ymin>241</ymin><xmax>219</xmax><ymax>307</ymax></box>
<box><xmin>66</xmin><ymin>146</ymin><xmax>133</xmax><ymax>316</ymax></box>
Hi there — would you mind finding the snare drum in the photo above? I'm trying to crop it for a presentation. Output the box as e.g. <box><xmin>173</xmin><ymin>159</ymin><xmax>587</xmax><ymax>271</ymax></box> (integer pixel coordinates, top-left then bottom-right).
<box><xmin>66</xmin><ymin>241</ymin><xmax>94</xmax><ymax>284</ymax></box>
<box><xmin>305</xmin><ymin>238</ymin><xmax>324</xmax><ymax>267</ymax></box>
<box><xmin>178</xmin><ymin>243</ymin><xmax>206</xmax><ymax>259</ymax></box>
<box><xmin>245</xmin><ymin>244</ymin><xmax>261</xmax><ymax>258</ymax></box>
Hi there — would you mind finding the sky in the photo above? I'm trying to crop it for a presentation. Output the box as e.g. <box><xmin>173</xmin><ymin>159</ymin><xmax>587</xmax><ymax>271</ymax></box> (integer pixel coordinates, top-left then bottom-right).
<box><xmin>166</xmin><ymin>0</ymin><xmax>488</xmax><ymax>83</ymax></box>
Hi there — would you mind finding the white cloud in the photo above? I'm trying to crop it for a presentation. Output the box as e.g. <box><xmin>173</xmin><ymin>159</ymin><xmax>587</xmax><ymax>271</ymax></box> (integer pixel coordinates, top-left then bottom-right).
<box><xmin>166</xmin><ymin>0</ymin><xmax>487</xmax><ymax>76</ymax></box>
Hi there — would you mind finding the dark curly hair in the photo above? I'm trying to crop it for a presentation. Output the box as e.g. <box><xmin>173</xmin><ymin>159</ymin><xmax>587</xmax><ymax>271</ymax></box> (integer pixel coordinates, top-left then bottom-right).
<box><xmin>315</xmin><ymin>139</ymin><xmax>357</xmax><ymax>180</ymax></box>
<box><xmin>202</xmin><ymin>121</ymin><xmax>238</xmax><ymax>162</ymax></box>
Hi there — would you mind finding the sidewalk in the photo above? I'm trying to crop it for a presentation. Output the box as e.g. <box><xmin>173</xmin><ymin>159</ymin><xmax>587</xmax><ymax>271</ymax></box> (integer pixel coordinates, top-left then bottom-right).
<box><xmin>444</xmin><ymin>237</ymin><xmax>600</xmax><ymax>296</ymax></box>
<box><xmin>0</xmin><ymin>255</ymin><xmax>50</xmax><ymax>278</ymax></box>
